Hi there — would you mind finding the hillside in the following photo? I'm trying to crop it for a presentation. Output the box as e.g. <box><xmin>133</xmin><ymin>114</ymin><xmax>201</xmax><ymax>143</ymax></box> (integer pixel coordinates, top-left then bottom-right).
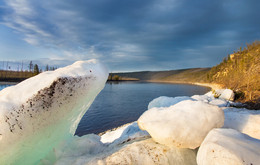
<box><xmin>1</xmin><ymin>42</ymin><xmax>259</xmax><ymax>106</ymax></box>
<box><xmin>110</xmin><ymin>68</ymin><xmax>210</xmax><ymax>82</ymax></box>
<box><xmin>110</xmin><ymin>41</ymin><xmax>260</xmax><ymax>106</ymax></box>
<box><xmin>207</xmin><ymin>41</ymin><xmax>260</xmax><ymax>102</ymax></box>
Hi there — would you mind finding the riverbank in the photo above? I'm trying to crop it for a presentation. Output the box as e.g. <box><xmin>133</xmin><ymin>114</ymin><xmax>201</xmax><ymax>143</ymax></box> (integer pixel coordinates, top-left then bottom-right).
<box><xmin>1</xmin><ymin>77</ymin><xmax>258</xmax><ymax>109</ymax></box>
<box><xmin>1</xmin><ymin>60</ymin><xmax>259</xmax><ymax>164</ymax></box>
<box><xmin>136</xmin><ymin>80</ymin><xmax>259</xmax><ymax>110</ymax></box>
<box><xmin>144</xmin><ymin>80</ymin><xmax>222</xmax><ymax>91</ymax></box>
<box><xmin>0</xmin><ymin>81</ymin><xmax>18</xmax><ymax>85</ymax></box>
<box><xmin>45</xmin><ymin>87</ymin><xmax>260</xmax><ymax>165</ymax></box>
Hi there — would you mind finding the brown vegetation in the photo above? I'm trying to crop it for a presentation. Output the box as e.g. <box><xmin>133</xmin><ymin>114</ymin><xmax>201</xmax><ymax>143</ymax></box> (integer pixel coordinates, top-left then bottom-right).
<box><xmin>111</xmin><ymin>41</ymin><xmax>260</xmax><ymax>106</ymax></box>
<box><xmin>207</xmin><ymin>41</ymin><xmax>260</xmax><ymax>102</ymax></box>
<box><xmin>110</xmin><ymin>68</ymin><xmax>210</xmax><ymax>82</ymax></box>
<box><xmin>1</xmin><ymin>42</ymin><xmax>259</xmax><ymax>106</ymax></box>
<box><xmin>108</xmin><ymin>74</ymin><xmax>139</xmax><ymax>81</ymax></box>
<box><xmin>0</xmin><ymin>70</ymin><xmax>36</xmax><ymax>82</ymax></box>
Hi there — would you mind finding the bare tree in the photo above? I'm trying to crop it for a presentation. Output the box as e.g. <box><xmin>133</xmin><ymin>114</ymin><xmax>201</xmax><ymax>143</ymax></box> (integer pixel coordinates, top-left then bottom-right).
<box><xmin>29</xmin><ymin>61</ymin><xmax>33</xmax><ymax>72</ymax></box>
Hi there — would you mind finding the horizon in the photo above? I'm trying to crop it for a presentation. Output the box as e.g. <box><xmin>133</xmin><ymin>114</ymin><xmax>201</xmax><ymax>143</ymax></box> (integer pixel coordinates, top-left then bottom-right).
<box><xmin>0</xmin><ymin>0</ymin><xmax>260</xmax><ymax>72</ymax></box>
<box><xmin>110</xmin><ymin>67</ymin><xmax>211</xmax><ymax>74</ymax></box>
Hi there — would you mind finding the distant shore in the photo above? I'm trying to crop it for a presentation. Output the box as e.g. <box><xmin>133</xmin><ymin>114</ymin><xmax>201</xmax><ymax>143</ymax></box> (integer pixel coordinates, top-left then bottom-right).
<box><xmin>0</xmin><ymin>81</ymin><xmax>18</xmax><ymax>85</ymax></box>
<box><xmin>144</xmin><ymin>80</ymin><xmax>222</xmax><ymax>90</ymax></box>
<box><xmin>1</xmin><ymin>78</ymin><xmax>259</xmax><ymax>109</ymax></box>
<box><xmin>0</xmin><ymin>79</ymin><xmax>224</xmax><ymax>91</ymax></box>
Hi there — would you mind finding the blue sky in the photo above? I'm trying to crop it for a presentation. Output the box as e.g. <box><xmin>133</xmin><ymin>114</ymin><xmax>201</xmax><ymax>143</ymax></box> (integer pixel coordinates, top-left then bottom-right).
<box><xmin>0</xmin><ymin>0</ymin><xmax>259</xmax><ymax>72</ymax></box>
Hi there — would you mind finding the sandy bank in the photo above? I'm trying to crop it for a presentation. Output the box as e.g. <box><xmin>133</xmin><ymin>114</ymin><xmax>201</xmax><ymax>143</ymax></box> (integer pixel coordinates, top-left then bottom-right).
<box><xmin>144</xmin><ymin>80</ymin><xmax>223</xmax><ymax>90</ymax></box>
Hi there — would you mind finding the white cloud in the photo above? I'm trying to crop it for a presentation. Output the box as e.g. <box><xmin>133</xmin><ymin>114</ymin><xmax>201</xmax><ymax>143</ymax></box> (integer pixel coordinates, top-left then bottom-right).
<box><xmin>0</xmin><ymin>0</ymin><xmax>259</xmax><ymax>71</ymax></box>
<box><xmin>6</xmin><ymin>0</ymin><xmax>34</xmax><ymax>16</ymax></box>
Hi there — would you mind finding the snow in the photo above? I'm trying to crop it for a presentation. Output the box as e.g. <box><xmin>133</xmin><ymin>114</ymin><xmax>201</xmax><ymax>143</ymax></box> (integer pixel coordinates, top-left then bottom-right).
<box><xmin>101</xmin><ymin>139</ymin><xmax>197</xmax><ymax>165</ymax></box>
<box><xmin>42</xmin><ymin>123</ymin><xmax>150</xmax><ymax>165</ymax></box>
<box><xmin>148</xmin><ymin>96</ymin><xmax>194</xmax><ymax>109</ymax></box>
<box><xmin>101</xmin><ymin>122</ymin><xmax>150</xmax><ymax>144</ymax></box>
<box><xmin>213</xmin><ymin>89</ymin><xmax>234</xmax><ymax>101</ymax></box>
<box><xmin>191</xmin><ymin>94</ymin><xmax>211</xmax><ymax>103</ymax></box>
<box><xmin>204</xmin><ymin>91</ymin><xmax>214</xmax><ymax>97</ymax></box>
<box><xmin>0</xmin><ymin>60</ymin><xmax>108</xmax><ymax>165</ymax></box>
<box><xmin>223</xmin><ymin>107</ymin><xmax>260</xmax><ymax>139</ymax></box>
<box><xmin>218</xmin><ymin>89</ymin><xmax>234</xmax><ymax>101</ymax></box>
<box><xmin>192</xmin><ymin>92</ymin><xmax>229</xmax><ymax>107</ymax></box>
<box><xmin>138</xmin><ymin>100</ymin><xmax>225</xmax><ymax>149</ymax></box>
<box><xmin>46</xmin><ymin>137</ymin><xmax>197</xmax><ymax>165</ymax></box>
<box><xmin>197</xmin><ymin>128</ymin><xmax>260</xmax><ymax>165</ymax></box>
<box><xmin>42</xmin><ymin>88</ymin><xmax>259</xmax><ymax>165</ymax></box>
<box><xmin>45</xmin><ymin>87</ymin><xmax>258</xmax><ymax>165</ymax></box>
<box><xmin>1</xmin><ymin>70</ymin><xmax>258</xmax><ymax>165</ymax></box>
<box><xmin>42</xmin><ymin>134</ymin><xmax>106</xmax><ymax>165</ymax></box>
<box><xmin>209</xmin><ymin>99</ymin><xmax>228</xmax><ymax>107</ymax></box>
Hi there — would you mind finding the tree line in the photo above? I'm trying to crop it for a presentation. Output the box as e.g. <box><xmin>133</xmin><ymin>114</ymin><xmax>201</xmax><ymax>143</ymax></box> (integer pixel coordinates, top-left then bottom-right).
<box><xmin>206</xmin><ymin>41</ymin><xmax>260</xmax><ymax>102</ymax></box>
<box><xmin>0</xmin><ymin>61</ymin><xmax>58</xmax><ymax>82</ymax></box>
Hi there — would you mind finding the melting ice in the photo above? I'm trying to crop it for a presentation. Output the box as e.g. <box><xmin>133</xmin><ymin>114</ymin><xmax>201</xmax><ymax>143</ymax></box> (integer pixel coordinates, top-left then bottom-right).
<box><xmin>0</xmin><ymin>61</ymin><xmax>259</xmax><ymax>165</ymax></box>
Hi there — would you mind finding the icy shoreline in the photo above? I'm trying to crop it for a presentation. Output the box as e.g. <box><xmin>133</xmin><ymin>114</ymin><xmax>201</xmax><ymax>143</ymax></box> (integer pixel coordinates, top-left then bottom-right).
<box><xmin>0</xmin><ymin>60</ymin><xmax>259</xmax><ymax>165</ymax></box>
<box><xmin>44</xmin><ymin>89</ymin><xmax>260</xmax><ymax>165</ymax></box>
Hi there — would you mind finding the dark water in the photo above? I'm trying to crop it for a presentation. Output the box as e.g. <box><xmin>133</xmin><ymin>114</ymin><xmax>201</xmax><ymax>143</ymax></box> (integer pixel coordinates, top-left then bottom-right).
<box><xmin>0</xmin><ymin>84</ymin><xmax>13</xmax><ymax>90</ymax></box>
<box><xmin>0</xmin><ymin>82</ymin><xmax>210</xmax><ymax>136</ymax></box>
<box><xmin>75</xmin><ymin>81</ymin><xmax>210</xmax><ymax>136</ymax></box>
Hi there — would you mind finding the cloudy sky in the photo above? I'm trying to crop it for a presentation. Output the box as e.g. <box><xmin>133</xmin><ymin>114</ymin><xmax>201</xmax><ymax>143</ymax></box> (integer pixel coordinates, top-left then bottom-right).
<box><xmin>0</xmin><ymin>0</ymin><xmax>259</xmax><ymax>72</ymax></box>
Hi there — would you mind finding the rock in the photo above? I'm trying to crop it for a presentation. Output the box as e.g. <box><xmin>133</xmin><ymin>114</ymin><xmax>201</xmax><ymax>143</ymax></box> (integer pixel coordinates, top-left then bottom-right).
<box><xmin>197</xmin><ymin>128</ymin><xmax>260</xmax><ymax>165</ymax></box>
<box><xmin>138</xmin><ymin>100</ymin><xmax>224</xmax><ymax>149</ymax></box>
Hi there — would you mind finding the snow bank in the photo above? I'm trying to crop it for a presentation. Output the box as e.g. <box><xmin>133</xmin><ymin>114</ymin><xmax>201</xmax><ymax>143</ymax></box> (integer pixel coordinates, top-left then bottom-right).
<box><xmin>47</xmin><ymin>137</ymin><xmax>197</xmax><ymax>165</ymax></box>
<box><xmin>214</xmin><ymin>89</ymin><xmax>234</xmax><ymax>101</ymax></box>
<box><xmin>218</xmin><ymin>89</ymin><xmax>234</xmax><ymax>101</ymax></box>
<box><xmin>101</xmin><ymin>122</ymin><xmax>150</xmax><ymax>144</ymax></box>
<box><xmin>191</xmin><ymin>94</ymin><xmax>211</xmax><ymax>103</ymax></box>
<box><xmin>192</xmin><ymin>90</ymin><xmax>231</xmax><ymax>107</ymax></box>
<box><xmin>197</xmin><ymin>128</ymin><xmax>260</xmax><ymax>165</ymax></box>
<box><xmin>0</xmin><ymin>60</ymin><xmax>108</xmax><ymax>165</ymax></box>
<box><xmin>148</xmin><ymin>96</ymin><xmax>194</xmax><ymax>109</ymax></box>
<box><xmin>42</xmin><ymin>121</ymin><xmax>150</xmax><ymax>164</ymax></box>
<box><xmin>42</xmin><ymin>134</ymin><xmax>106</xmax><ymax>165</ymax></box>
<box><xmin>138</xmin><ymin>100</ymin><xmax>224</xmax><ymax>149</ymax></box>
<box><xmin>101</xmin><ymin>139</ymin><xmax>197</xmax><ymax>165</ymax></box>
<box><xmin>41</xmin><ymin>87</ymin><xmax>259</xmax><ymax>165</ymax></box>
<box><xmin>223</xmin><ymin>107</ymin><xmax>260</xmax><ymax>139</ymax></box>
<box><xmin>209</xmin><ymin>99</ymin><xmax>228</xmax><ymax>107</ymax></box>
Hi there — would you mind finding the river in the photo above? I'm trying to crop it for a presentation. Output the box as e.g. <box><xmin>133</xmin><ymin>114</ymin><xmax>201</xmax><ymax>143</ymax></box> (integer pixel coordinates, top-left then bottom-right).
<box><xmin>0</xmin><ymin>81</ymin><xmax>210</xmax><ymax>136</ymax></box>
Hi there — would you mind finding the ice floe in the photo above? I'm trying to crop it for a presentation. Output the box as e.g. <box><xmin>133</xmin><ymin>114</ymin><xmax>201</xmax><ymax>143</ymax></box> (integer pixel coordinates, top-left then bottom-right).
<box><xmin>100</xmin><ymin>122</ymin><xmax>150</xmax><ymax>144</ymax></box>
<box><xmin>1</xmin><ymin>69</ymin><xmax>259</xmax><ymax>165</ymax></box>
<box><xmin>209</xmin><ymin>98</ymin><xmax>228</xmax><ymax>107</ymax></box>
<box><xmin>42</xmin><ymin>134</ymin><xmax>106</xmax><ymax>165</ymax></box>
<box><xmin>148</xmin><ymin>96</ymin><xmax>194</xmax><ymax>109</ymax></box>
<box><xmin>138</xmin><ymin>100</ymin><xmax>224</xmax><ymax>149</ymax></box>
<box><xmin>47</xmin><ymin>137</ymin><xmax>197</xmax><ymax>165</ymax></box>
<box><xmin>44</xmin><ymin>87</ymin><xmax>259</xmax><ymax>165</ymax></box>
<box><xmin>101</xmin><ymin>139</ymin><xmax>197</xmax><ymax>165</ymax></box>
<box><xmin>197</xmin><ymin>128</ymin><xmax>260</xmax><ymax>165</ymax></box>
<box><xmin>214</xmin><ymin>89</ymin><xmax>235</xmax><ymax>101</ymax></box>
<box><xmin>223</xmin><ymin>107</ymin><xmax>260</xmax><ymax>139</ymax></box>
<box><xmin>0</xmin><ymin>60</ymin><xmax>108</xmax><ymax>164</ymax></box>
